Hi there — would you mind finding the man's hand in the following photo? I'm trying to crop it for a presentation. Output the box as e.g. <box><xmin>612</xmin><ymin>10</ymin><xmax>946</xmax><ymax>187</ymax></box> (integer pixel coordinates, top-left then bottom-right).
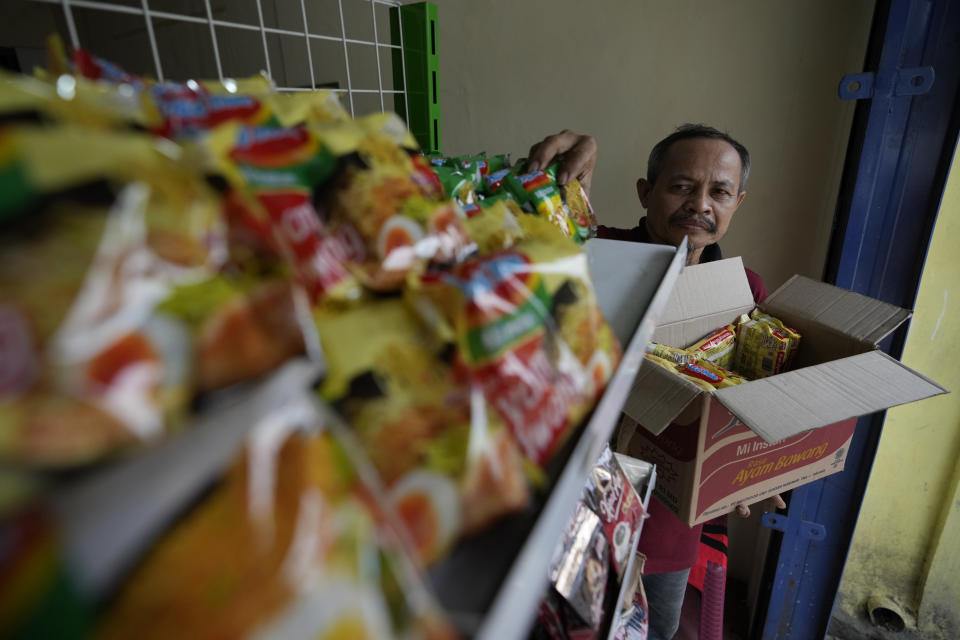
<box><xmin>526</xmin><ymin>130</ymin><xmax>598</xmax><ymax>196</ymax></box>
<box><xmin>734</xmin><ymin>494</ymin><xmax>787</xmax><ymax>519</ymax></box>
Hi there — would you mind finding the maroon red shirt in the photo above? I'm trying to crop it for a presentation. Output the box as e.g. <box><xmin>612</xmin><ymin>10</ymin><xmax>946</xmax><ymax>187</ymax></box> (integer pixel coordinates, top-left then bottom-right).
<box><xmin>597</xmin><ymin>220</ymin><xmax>767</xmax><ymax>573</ymax></box>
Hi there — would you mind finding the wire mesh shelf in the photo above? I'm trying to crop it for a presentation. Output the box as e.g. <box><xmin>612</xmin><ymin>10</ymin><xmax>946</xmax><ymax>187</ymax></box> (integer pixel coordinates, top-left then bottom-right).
<box><xmin>31</xmin><ymin>0</ymin><xmax>410</xmax><ymax>121</ymax></box>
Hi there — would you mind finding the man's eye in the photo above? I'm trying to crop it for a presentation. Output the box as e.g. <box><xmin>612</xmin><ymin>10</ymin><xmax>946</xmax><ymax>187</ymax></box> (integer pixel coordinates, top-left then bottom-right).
<box><xmin>672</xmin><ymin>184</ymin><xmax>691</xmax><ymax>193</ymax></box>
<box><xmin>713</xmin><ymin>189</ymin><xmax>731</xmax><ymax>198</ymax></box>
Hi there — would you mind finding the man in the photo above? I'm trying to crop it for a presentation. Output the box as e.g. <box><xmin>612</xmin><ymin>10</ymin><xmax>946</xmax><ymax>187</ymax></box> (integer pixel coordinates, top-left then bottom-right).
<box><xmin>528</xmin><ymin>124</ymin><xmax>784</xmax><ymax>640</ymax></box>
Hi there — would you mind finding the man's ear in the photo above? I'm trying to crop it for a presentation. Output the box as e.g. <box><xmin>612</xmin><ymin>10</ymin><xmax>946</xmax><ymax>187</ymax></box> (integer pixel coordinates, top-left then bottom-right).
<box><xmin>636</xmin><ymin>178</ymin><xmax>651</xmax><ymax>208</ymax></box>
<box><xmin>734</xmin><ymin>190</ymin><xmax>747</xmax><ymax>211</ymax></box>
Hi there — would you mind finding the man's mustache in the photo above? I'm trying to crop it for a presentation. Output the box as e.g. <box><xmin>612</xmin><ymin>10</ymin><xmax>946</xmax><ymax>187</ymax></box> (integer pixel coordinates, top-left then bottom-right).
<box><xmin>669</xmin><ymin>211</ymin><xmax>717</xmax><ymax>233</ymax></box>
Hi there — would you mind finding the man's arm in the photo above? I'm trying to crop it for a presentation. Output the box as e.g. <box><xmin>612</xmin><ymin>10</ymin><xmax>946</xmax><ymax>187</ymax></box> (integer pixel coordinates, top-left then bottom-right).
<box><xmin>526</xmin><ymin>130</ymin><xmax>598</xmax><ymax>196</ymax></box>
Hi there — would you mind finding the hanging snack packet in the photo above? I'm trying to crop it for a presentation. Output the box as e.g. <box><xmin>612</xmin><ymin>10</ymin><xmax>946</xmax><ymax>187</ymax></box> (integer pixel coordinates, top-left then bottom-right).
<box><xmin>265</xmin><ymin>89</ymin><xmax>349</xmax><ymax>126</ymax></box>
<box><xmin>455</xmin><ymin>155</ymin><xmax>488</xmax><ymax>186</ymax></box>
<box><xmin>433</xmin><ymin>164</ymin><xmax>478</xmax><ymax>209</ymax></box>
<box><xmin>411</xmin><ymin>215</ymin><xmax>620</xmax><ymax>466</ymax></box>
<box><xmin>735</xmin><ymin>309</ymin><xmax>801</xmax><ymax>379</ymax></box>
<box><xmin>156</xmin><ymin>275</ymin><xmax>306</xmax><ymax>393</ymax></box>
<box><xmin>208</xmin><ymin>122</ymin><xmax>362</xmax><ymax>304</ymax></box>
<box><xmin>483</xmin><ymin>167</ymin><xmax>511</xmax><ymax>196</ymax></box>
<box><xmin>504</xmin><ymin>164</ymin><xmax>576</xmax><ymax>240</ymax></box>
<box><xmin>463</xmin><ymin>199</ymin><xmax>525</xmax><ymax>253</ymax></box>
<box><xmin>316</xmin><ymin>113</ymin><xmax>474</xmax><ymax>290</ymax></box>
<box><xmin>580</xmin><ymin>444</ymin><xmax>644</xmax><ymax>582</ymax></box>
<box><xmin>559</xmin><ymin>174</ymin><xmax>599</xmax><ymax>243</ymax></box>
<box><xmin>547</xmin><ymin>501</ymin><xmax>609</xmax><ymax>631</ymax></box>
<box><xmin>71</xmin><ymin>47</ymin><xmax>147</xmax><ymax>89</ymax></box>
<box><xmin>315</xmin><ymin>298</ymin><xmax>530</xmax><ymax>564</ymax></box>
<box><xmin>0</xmin><ymin>125</ymin><xmax>235</xmax><ymax>467</ymax></box>
<box><xmin>96</xmin><ymin>415</ymin><xmax>455</xmax><ymax>640</ymax></box>
<box><xmin>685</xmin><ymin>322</ymin><xmax>738</xmax><ymax>369</ymax></box>
<box><xmin>0</xmin><ymin>69</ymin><xmax>161</xmax><ymax>131</ymax></box>
<box><xmin>148</xmin><ymin>79</ymin><xmax>276</xmax><ymax>140</ymax></box>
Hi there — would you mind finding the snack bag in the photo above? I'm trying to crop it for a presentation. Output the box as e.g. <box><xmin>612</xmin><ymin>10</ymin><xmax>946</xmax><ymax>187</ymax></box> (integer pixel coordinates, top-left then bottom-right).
<box><xmin>560</xmin><ymin>174</ymin><xmax>599</xmax><ymax>243</ymax></box>
<box><xmin>504</xmin><ymin>164</ymin><xmax>576</xmax><ymax>239</ymax></box>
<box><xmin>433</xmin><ymin>164</ymin><xmax>478</xmax><ymax>209</ymax></box>
<box><xmin>314</xmin><ymin>298</ymin><xmax>529</xmax><ymax>564</ymax></box>
<box><xmin>0</xmin><ymin>69</ymin><xmax>160</xmax><ymax>131</ymax></box>
<box><xmin>462</xmin><ymin>199</ymin><xmax>525</xmax><ymax>253</ymax></box>
<box><xmin>149</xmin><ymin>78</ymin><xmax>276</xmax><ymax>140</ymax></box>
<box><xmin>611</xmin><ymin>554</ymin><xmax>649</xmax><ymax>640</ymax></box>
<box><xmin>686</xmin><ymin>323</ymin><xmax>738</xmax><ymax>369</ymax></box>
<box><xmin>70</xmin><ymin>47</ymin><xmax>147</xmax><ymax>89</ymax></box>
<box><xmin>677</xmin><ymin>359</ymin><xmax>748</xmax><ymax>389</ymax></box>
<box><xmin>411</xmin><ymin>215</ymin><xmax>621</xmax><ymax>466</ymax></box>
<box><xmin>265</xmin><ymin>89</ymin><xmax>349</xmax><ymax>126</ymax></box>
<box><xmin>547</xmin><ymin>501</ymin><xmax>609</xmax><ymax>631</ymax></box>
<box><xmin>96</xmin><ymin>413</ymin><xmax>455</xmax><ymax>640</ymax></box>
<box><xmin>646</xmin><ymin>342</ymin><xmax>699</xmax><ymax>366</ymax></box>
<box><xmin>483</xmin><ymin>167</ymin><xmax>511</xmax><ymax>196</ymax></box>
<box><xmin>316</xmin><ymin>113</ymin><xmax>474</xmax><ymax>290</ymax></box>
<box><xmin>735</xmin><ymin>309</ymin><xmax>801</xmax><ymax>378</ymax></box>
<box><xmin>207</xmin><ymin>122</ymin><xmax>362</xmax><ymax>304</ymax></box>
<box><xmin>156</xmin><ymin>275</ymin><xmax>306</xmax><ymax>393</ymax></box>
<box><xmin>581</xmin><ymin>445</ymin><xmax>644</xmax><ymax>582</ymax></box>
<box><xmin>0</xmin><ymin>125</ymin><xmax>229</xmax><ymax>466</ymax></box>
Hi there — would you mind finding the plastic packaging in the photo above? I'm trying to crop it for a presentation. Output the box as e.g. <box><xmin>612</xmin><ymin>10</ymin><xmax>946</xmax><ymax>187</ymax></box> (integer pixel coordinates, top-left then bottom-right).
<box><xmin>686</xmin><ymin>323</ymin><xmax>738</xmax><ymax>369</ymax></box>
<box><xmin>580</xmin><ymin>445</ymin><xmax>645</xmax><ymax>582</ymax></box>
<box><xmin>95</xmin><ymin>410</ymin><xmax>456</xmax><ymax>639</ymax></box>
<box><xmin>314</xmin><ymin>297</ymin><xmax>529</xmax><ymax>564</ymax></box>
<box><xmin>735</xmin><ymin>309</ymin><xmax>801</xmax><ymax>378</ymax></box>
<box><xmin>410</xmin><ymin>215</ymin><xmax>620</xmax><ymax>466</ymax></box>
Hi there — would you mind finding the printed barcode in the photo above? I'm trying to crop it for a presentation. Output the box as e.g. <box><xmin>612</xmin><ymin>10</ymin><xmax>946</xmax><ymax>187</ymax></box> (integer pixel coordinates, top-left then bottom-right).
<box><xmin>762</xmin><ymin>357</ymin><xmax>773</xmax><ymax>372</ymax></box>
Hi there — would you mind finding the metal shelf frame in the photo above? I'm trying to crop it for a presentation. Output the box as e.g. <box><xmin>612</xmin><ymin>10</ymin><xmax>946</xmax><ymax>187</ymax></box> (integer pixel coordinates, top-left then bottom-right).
<box><xmin>33</xmin><ymin>0</ymin><xmax>416</xmax><ymax>123</ymax></box>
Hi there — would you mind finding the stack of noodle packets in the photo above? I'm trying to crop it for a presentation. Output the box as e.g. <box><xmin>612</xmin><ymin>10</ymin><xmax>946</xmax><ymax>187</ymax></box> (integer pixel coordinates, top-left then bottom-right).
<box><xmin>643</xmin><ymin>308</ymin><xmax>802</xmax><ymax>390</ymax></box>
<box><xmin>96</xmin><ymin>412</ymin><xmax>456</xmax><ymax>640</ymax></box>
<box><xmin>425</xmin><ymin>150</ymin><xmax>598</xmax><ymax>244</ymax></box>
<box><xmin>0</xmin><ymin>43</ymin><xmax>627</xmax><ymax>637</ymax></box>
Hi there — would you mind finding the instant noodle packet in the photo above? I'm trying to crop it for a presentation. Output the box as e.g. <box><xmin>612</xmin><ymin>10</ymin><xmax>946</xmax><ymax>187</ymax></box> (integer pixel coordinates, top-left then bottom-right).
<box><xmin>462</xmin><ymin>199</ymin><xmax>525</xmax><ymax>253</ymax></box>
<box><xmin>559</xmin><ymin>174</ymin><xmax>598</xmax><ymax>243</ymax></box>
<box><xmin>677</xmin><ymin>359</ymin><xmax>748</xmax><ymax>390</ymax></box>
<box><xmin>0</xmin><ymin>70</ymin><xmax>160</xmax><ymax>131</ymax></box>
<box><xmin>315</xmin><ymin>113</ymin><xmax>473</xmax><ymax>291</ymax></box>
<box><xmin>410</xmin><ymin>214</ymin><xmax>620</xmax><ymax>466</ymax></box>
<box><xmin>314</xmin><ymin>298</ymin><xmax>529</xmax><ymax>564</ymax></box>
<box><xmin>0</xmin><ymin>126</ymin><xmax>225</xmax><ymax>466</ymax></box>
<box><xmin>96</xmin><ymin>413</ymin><xmax>456</xmax><ymax>640</ymax></box>
<box><xmin>686</xmin><ymin>322</ymin><xmax>738</xmax><ymax>369</ymax></box>
<box><xmin>433</xmin><ymin>164</ymin><xmax>478</xmax><ymax>209</ymax></box>
<box><xmin>646</xmin><ymin>342</ymin><xmax>699</xmax><ymax>367</ymax></box>
<box><xmin>0</xmin><ymin>124</ymin><xmax>309</xmax><ymax>466</ymax></box>
<box><xmin>735</xmin><ymin>309</ymin><xmax>801</xmax><ymax>378</ymax></box>
<box><xmin>503</xmin><ymin>164</ymin><xmax>576</xmax><ymax>240</ymax></box>
<box><xmin>207</xmin><ymin>122</ymin><xmax>362</xmax><ymax>305</ymax></box>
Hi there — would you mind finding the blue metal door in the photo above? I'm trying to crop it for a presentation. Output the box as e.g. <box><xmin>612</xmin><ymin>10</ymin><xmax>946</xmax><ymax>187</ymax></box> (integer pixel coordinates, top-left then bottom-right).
<box><xmin>759</xmin><ymin>1</ymin><xmax>960</xmax><ymax>637</ymax></box>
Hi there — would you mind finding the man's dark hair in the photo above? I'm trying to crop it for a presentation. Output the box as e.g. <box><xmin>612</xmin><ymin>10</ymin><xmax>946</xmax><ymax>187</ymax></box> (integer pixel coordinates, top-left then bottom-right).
<box><xmin>647</xmin><ymin>124</ymin><xmax>750</xmax><ymax>194</ymax></box>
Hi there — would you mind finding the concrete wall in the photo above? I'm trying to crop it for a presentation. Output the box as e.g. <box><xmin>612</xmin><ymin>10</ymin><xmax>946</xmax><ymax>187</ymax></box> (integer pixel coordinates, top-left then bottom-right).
<box><xmin>433</xmin><ymin>0</ymin><xmax>875</xmax><ymax>292</ymax></box>
<box><xmin>835</xmin><ymin>141</ymin><xmax>960</xmax><ymax>639</ymax></box>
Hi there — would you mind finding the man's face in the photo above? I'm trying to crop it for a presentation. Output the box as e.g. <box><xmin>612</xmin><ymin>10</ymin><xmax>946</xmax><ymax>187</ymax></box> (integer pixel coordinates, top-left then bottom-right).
<box><xmin>637</xmin><ymin>137</ymin><xmax>746</xmax><ymax>251</ymax></box>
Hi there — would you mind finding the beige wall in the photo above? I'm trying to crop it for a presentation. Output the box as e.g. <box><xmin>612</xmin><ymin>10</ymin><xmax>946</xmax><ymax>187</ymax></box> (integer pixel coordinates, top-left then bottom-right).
<box><xmin>434</xmin><ymin>0</ymin><xmax>875</xmax><ymax>292</ymax></box>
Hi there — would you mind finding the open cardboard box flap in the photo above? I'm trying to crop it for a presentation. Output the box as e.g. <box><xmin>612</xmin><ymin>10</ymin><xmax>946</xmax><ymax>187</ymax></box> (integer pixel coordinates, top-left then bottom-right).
<box><xmin>651</xmin><ymin>257</ymin><xmax>755</xmax><ymax>348</ymax></box>
<box><xmin>623</xmin><ymin>358</ymin><xmax>704</xmax><ymax>435</ymax></box>
<box><xmin>625</xmin><ymin>257</ymin><xmax>949</xmax><ymax>441</ymax></box>
<box><xmin>762</xmin><ymin>274</ymin><xmax>912</xmax><ymax>346</ymax></box>
<box><xmin>714</xmin><ymin>350</ymin><xmax>948</xmax><ymax>442</ymax></box>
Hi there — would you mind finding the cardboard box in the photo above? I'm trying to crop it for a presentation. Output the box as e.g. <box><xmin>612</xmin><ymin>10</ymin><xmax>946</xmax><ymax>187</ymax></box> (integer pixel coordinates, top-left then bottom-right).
<box><xmin>618</xmin><ymin>257</ymin><xmax>948</xmax><ymax>526</ymax></box>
